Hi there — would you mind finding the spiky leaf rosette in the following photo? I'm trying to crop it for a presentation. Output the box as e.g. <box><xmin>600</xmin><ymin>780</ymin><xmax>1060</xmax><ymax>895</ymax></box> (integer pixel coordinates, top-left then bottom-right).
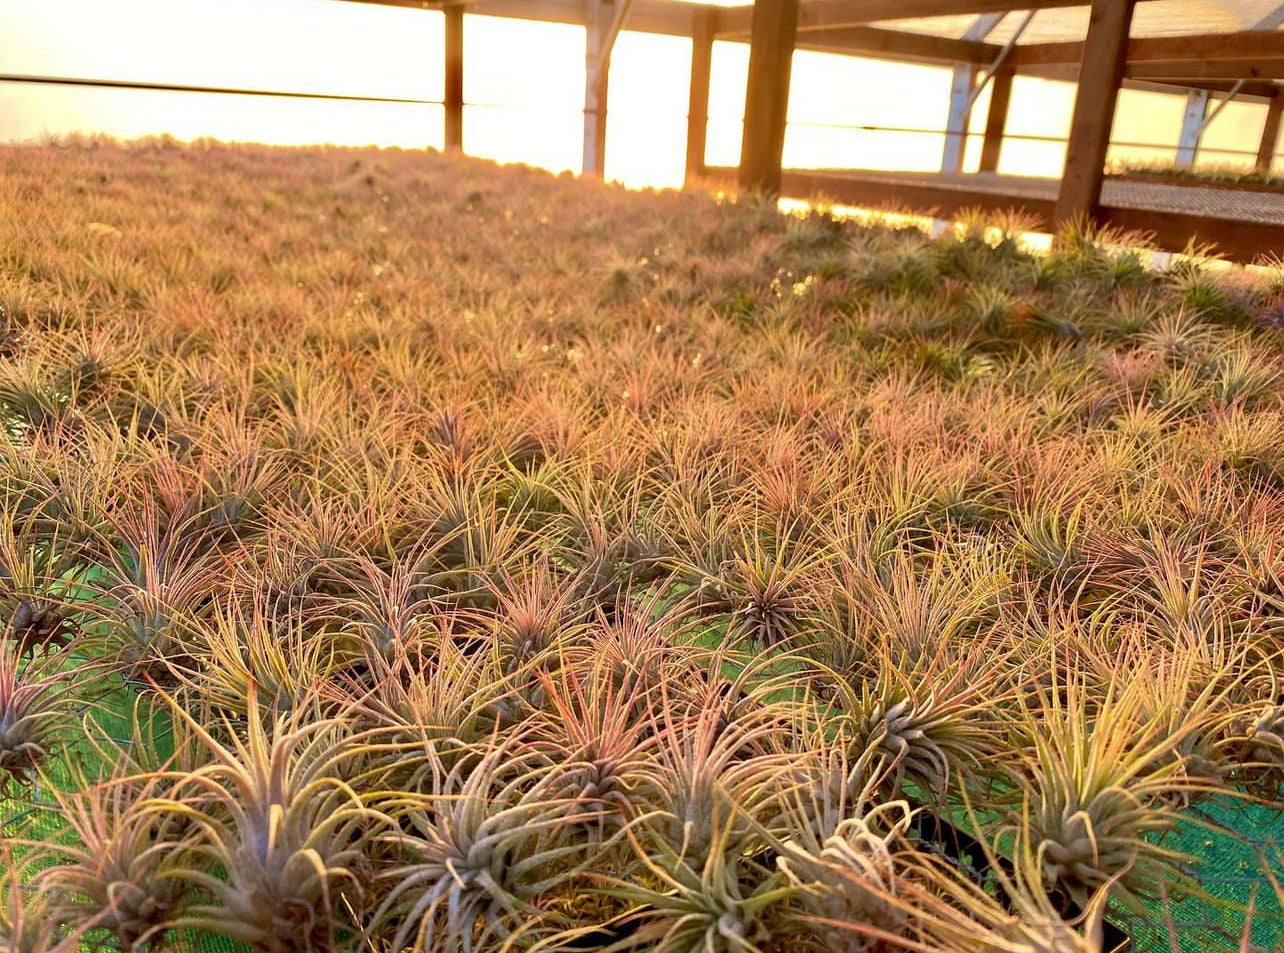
<box><xmin>873</xmin><ymin>825</ymin><xmax>1113</xmax><ymax>953</ymax></box>
<box><xmin>39</xmin><ymin>775</ymin><xmax>191</xmax><ymax>950</ymax></box>
<box><xmin>606</xmin><ymin>813</ymin><xmax>798</xmax><ymax>953</ymax></box>
<box><xmin>1224</xmin><ymin>701</ymin><xmax>1284</xmax><ymax>798</ymax></box>
<box><xmin>370</xmin><ymin>741</ymin><xmax>599</xmax><ymax>953</ymax></box>
<box><xmin>0</xmin><ymin>641</ymin><xmax>71</xmax><ymax>792</ymax></box>
<box><xmin>1004</xmin><ymin>672</ymin><xmax>1204</xmax><ymax>913</ymax></box>
<box><xmin>830</xmin><ymin>650</ymin><xmax>1002</xmax><ymax>802</ymax></box>
<box><xmin>530</xmin><ymin>655</ymin><xmax>656</xmax><ymax>821</ymax></box>
<box><xmin>775</xmin><ymin>807</ymin><xmax>913</xmax><ymax>952</ymax></box>
<box><xmin>0</xmin><ymin>843</ymin><xmax>68</xmax><ymax>953</ymax></box>
<box><xmin>145</xmin><ymin>691</ymin><xmax>389</xmax><ymax>953</ymax></box>
<box><xmin>0</xmin><ymin>506</ymin><xmax>87</xmax><ymax>656</ymax></box>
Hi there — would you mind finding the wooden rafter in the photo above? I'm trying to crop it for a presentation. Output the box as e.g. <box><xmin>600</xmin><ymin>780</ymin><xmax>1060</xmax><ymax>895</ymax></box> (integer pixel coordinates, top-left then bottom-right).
<box><xmin>686</xmin><ymin>8</ymin><xmax>716</xmax><ymax>182</ymax></box>
<box><xmin>1125</xmin><ymin>61</ymin><xmax>1284</xmax><ymax>81</ymax></box>
<box><xmin>716</xmin><ymin>0</ymin><xmax>1156</xmax><ymax>37</ymax></box>
<box><xmin>1010</xmin><ymin>29</ymin><xmax>1284</xmax><ymax>68</ymax></box>
<box><xmin>796</xmin><ymin>26</ymin><xmax>998</xmax><ymax>64</ymax></box>
<box><xmin>331</xmin><ymin>0</ymin><xmax>704</xmax><ymax>36</ymax></box>
<box><xmin>1259</xmin><ymin>94</ymin><xmax>1284</xmax><ymax>169</ymax></box>
<box><xmin>979</xmin><ymin>68</ymin><xmax>1014</xmax><ymax>172</ymax></box>
<box><xmin>443</xmin><ymin>5</ymin><xmax>464</xmax><ymax>151</ymax></box>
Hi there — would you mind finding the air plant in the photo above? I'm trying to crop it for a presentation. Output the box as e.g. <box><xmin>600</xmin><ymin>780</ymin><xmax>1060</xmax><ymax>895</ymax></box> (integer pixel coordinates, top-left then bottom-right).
<box><xmin>0</xmin><ymin>639</ymin><xmax>72</xmax><ymax>792</ymax></box>
<box><xmin>369</xmin><ymin>740</ymin><xmax>598</xmax><ymax>953</ymax></box>
<box><xmin>0</xmin><ymin>508</ymin><xmax>87</xmax><ymax>656</ymax></box>
<box><xmin>530</xmin><ymin>656</ymin><xmax>656</xmax><ymax>822</ymax></box>
<box><xmin>38</xmin><ymin>773</ymin><xmax>191</xmax><ymax>951</ymax></box>
<box><xmin>1004</xmin><ymin>670</ymin><xmax>1207</xmax><ymax>913</ymax></box>
<box><xmin>143</xmin><ymin>691</ymin><xmax>390</xmax><ymax>953</ymax></box>
<box><xmin>338</xmin><ymin>621</ymin><xmax>510</xmax><ymax>767</ymax></box>
<box><xmin>0</xmin><ymin>843</ymin><xmax>69</xmax><ymax>953</ymax></box>
<box><xmin>485</xmin><ymin>557</ymin><xmax>589</xmax><ymax>669</ymax></box>
<box><xmin>172</xmin><ymin>595</ymin><xmax>342</xmax><ymax>716</ymax></box>
<box><xmin>605</xmin><ymin>820</ymin><xmax>797</xmax><ymax>953</ymax></box>
<box><xmin>676</xmin><ymin>529</ymin><xmax>817</xmax><ymax>650</ymax></box>
<box><xmin>632</xmin><ymin>666</ymin><xmax>790</xmax><ymax>866</ymax></box>
<box><xmin>773</xmin><ymin>808</ymin><xmax>913</xmax><ymax>953</ymax></box>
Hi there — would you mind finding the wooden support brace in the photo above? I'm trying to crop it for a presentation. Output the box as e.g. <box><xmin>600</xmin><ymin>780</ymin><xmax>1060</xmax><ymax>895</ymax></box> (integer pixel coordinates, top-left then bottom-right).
<box><xmin>685</xmin><ymin>8</ymin><xmax>715</xmax><ymax>183</ymax></box>
<box><xmin>739</xmin><ymin>0</ymin><xmax>801</xmax><ymax>194</ymax></box>
<box><xmin>1257</xmin><ymin>94</ymin><xmax>1284</xmax><ymax>171</ymax></box>
<box><xmin>444</xmin><ymin>5</ymin><xmax>464</xmax><ymax>152</ymax></box>
<box><xmin>941</xmin><ymin>65</ymin><xmax>979</xmax><ymax>173</ymax></box>
<box><xmin>1174</xmin><ymin>89</ymin><xmax>1208</xmax><ymax>169</ymax></box>
<box><xmin>941</xmin><ymin>13</ymin><xmax>1004</xmax><ymax>173</ymax></box>
<box><xmin>1053</xmin><ymin>0</ymin><xmax>1136</xmax><ymax>229</ymax></box>
<box><xmin>978</xmin><ymin>67</ymin><xmax>1012</xmax><ymax>173</ymax></box>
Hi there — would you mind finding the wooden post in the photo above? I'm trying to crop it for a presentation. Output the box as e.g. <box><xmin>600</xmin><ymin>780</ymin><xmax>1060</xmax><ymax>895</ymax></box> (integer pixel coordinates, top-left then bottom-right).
<box><xmin>1256</xmin><ymin>94</ymin><xmax>1283</xmax><ymax>172</ymax></box>
<box><xmin>685</xmin><ymin>8</ymin><xmax>716</xmax><ymax>184</ymax></box>
<box><xmin>738</xmin><ymin>0</ymin><xmax>801</xmax><ymax>194</ymax></box>
<box><xmin>583</xmin><ymin>0</ymin><xmax>624</xmax><ymax>178</ymax></box>
<box><xmin>978</xmin><ymin>67</ymin><xmax>1013</xmax><ymax>173</ymax></box>
<box><xmin>1053</xmin><ymin>0</ymin><xmax>1136</xmax><ymax>228</ymax></box>
<box><xmin>444</xmin><ymin>5</ymin><xmax>464</xmax><ymax>153</ymax></box>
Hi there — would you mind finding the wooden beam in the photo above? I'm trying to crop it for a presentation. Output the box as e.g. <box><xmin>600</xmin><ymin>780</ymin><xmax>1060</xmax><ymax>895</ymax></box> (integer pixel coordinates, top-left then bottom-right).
<box><xmin>1126</xmin><ymin>78</ymin><xmax>1280</xmax><ymax>100</ymax></box>
<box><xmin>1054</xmin><ymin>0</ymin><xmax>1136</xmax><ymax>229</ymax></box>
<box><xmin>470</xmin><ymin>0</ymin><xmax>699</xmax><ymax>36</ymax></box>
<box><xmin>717</xmin><ymin>0</ymin><xmax>1146</xmax><ymax>37</ymax></box>
<box><xmin>739</xmin><ymin>0</ymin><xmax>800</xmax><ymax>194</ymax></box>
<box><xmin>443</xmin><ymin>5</ymin><xmax>464</xmax><ymax>152</ymax></box>
<box><xmin>1010</xmin><ymin>29</ymin><xmax>1284</xmax><ymax>68</ymax></box>
<box><xmin>1258</xmin><ymin>94</ymin><xmax>1284</xmax><ymax>170</ymax></box>
<box><xmin>1038</xmin><ymin>68</ymin><xmax>1281</xmax><ymax>100</ymax></box>
<box><xmin>795</xmin><ymin>26</ymin><xmax>999</xmax><ymax>65</ymax></box>
<box><xmin>337</xmin><ymin>0</ymin><xmax>725</xmax><ymax>37</ymax></box>
<box><xmin>1125</xmin><ymin>61</ymin><xmax>1284</xmax><ymax>82</ymax></box>
<box><xmin>979</xmin><ymin>68</ymin><xmax>1013</xmax><ymax>173</ymax></box>
<box><xmin>1112</xmin><ymin>29</ymin><xmax>1284</xmax><ymax>64</ymax></box>
<box><xmin>685</xmin><ymin>8</ymin><xmax>715</xmax><ymax>183</ymax></box>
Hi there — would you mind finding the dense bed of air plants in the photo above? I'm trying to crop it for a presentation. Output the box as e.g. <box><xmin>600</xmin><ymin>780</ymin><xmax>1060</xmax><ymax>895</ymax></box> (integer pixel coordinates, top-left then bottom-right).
<box><xmin>0</xmin><ymin>137</ymin><xmax>1283</xmax><ymax>953</ymax></box>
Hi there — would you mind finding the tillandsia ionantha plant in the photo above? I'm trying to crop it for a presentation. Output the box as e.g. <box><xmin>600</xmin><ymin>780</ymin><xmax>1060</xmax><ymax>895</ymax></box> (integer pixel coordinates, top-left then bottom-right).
<box><xmin>369</xmin><ymin>737</ymin><xmax>601</xmax><ymax>953</ymax></box>
<box><xmin>0</xmin><ymin>636</ymin><xmax>73</xmax><ymax>794</ymax></box>
<box><xmin>38</xmin><ymin>773</ymin><xmax>191</xmax><ymax>951</ymax></box>
<box><xmin>1</xmin><ymin>139</ymin><xmax>1283</xmax><ymax>952</ymax></box>
<box><xmin>140</xmin><ymin>690</ymin><xmax>390</xmax><ymax>953</ymax></box>
<box><xmin>0</xmin><ymin>842</ymin><xmax>77</xmax><ymax>953</ymax></box>
<box><xmin>0</xmin><ymin>506</ymin><xmax>88</xmax><ymax>658</ymax></box>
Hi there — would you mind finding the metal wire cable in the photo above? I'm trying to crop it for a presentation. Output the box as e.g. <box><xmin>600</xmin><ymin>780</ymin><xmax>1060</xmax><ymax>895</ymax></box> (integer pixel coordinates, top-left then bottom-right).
<box><xmin>0</xmin><ymin>74</ymin><xmax>1263</xmax><ymax>157</ymax></box>
<box><xmin>0</xmin><ymin>72</ymin><xmax>442</xmax><ymax>106</ymax></box>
